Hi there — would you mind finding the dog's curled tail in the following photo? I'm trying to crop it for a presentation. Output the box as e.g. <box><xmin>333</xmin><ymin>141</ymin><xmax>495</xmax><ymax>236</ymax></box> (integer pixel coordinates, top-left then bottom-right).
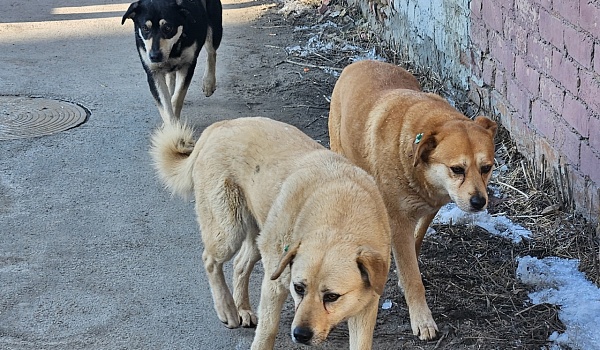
<box><xmin>150</xmin><ymin>122</ymin><xmax>197</xmax><ymax>199</ymax></box>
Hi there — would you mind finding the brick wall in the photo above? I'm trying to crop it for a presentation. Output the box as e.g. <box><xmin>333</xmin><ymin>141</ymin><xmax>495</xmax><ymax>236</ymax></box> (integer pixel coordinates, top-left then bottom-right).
<box><xmin>348</xmin><ymin>0</ymin><xmax>600</xmax><ymax>224</ymax></box>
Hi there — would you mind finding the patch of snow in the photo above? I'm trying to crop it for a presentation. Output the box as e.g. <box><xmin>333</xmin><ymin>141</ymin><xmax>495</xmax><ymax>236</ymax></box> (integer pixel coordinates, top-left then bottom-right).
<box><xmin>434</xmin><ymin>203</ymin><xmax>532</xmax><ymax>243</ymax></box>
<box><xmin>349</xmin><ymin>47</ymin><xmax>386</xmax><ymax>62</ymax></box>
<box><xmin>381</xmin><ymin>299</ymin><xmax>393</xmax><ymax>310</ymax></box>
<box><xmin>517</xmin><ymin>256</ymin><xmax>600</xmax><ymax>350</ymax></box>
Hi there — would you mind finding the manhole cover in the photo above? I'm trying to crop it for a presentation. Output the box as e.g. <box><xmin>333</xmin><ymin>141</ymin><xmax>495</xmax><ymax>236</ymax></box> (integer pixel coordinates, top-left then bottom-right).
<box><xmin>0</xmin><ymin>96</ymin><xmax>89</xmax><ymax>140</ymax></box>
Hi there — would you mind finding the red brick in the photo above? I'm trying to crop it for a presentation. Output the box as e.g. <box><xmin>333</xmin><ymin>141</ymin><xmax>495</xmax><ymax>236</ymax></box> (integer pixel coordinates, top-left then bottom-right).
<box><xmin>552</xmin><ymin>50</ymin><xmax>579</xmax><ymax>93</ymax></box>
<box><xmin>515</xmin><ymin>0</ymin><xmax>539</xmax><ymax>28</ymax></box>
<box><xmin>532</xmin><ymin>100</ymin><xmax>557</xmax><ymax>139</ymax></box>
<box><xmin>581</xmin><ymin>143</ymin><xmax>600</xmax><ymax>184</ymax></box>
<box><xmin>490</xmin><ymin>31</ymin><xmax>515</xmax><ymax>74</ymax></box>
<box><xmin>539</xmin><ymin>9</ymin><xmax>564</xmax><ymax>49</ymax></box>
<box><xmin>555</xmin><ymin>0</ymin><xmax>580</xmax><ymax>23</ymax></box>
<box><xmin>507</xmin><ymin>79</ymin><xmax>531</xmax><ymax>119</ymax></box>
<box><xmin>563</xmin><ymin>93</ymin><xmax>590</xmax><ymax>137</ymax></box>
<box><xmin>470</xmin><ymin>18</ymin><xmax>489</xmax><ymax>52</ymax></box>
<box><xmin>589</xmin><ymin>115</ymin><xmax>600</xmax><ymax>152</ymax></box>
<box><xmin>515</xmin><ymin>55</ymin><xmax>540</xmax><ymax>95</ymax></box>
<box><xmin>540</xmin><ymin>0</ymin><xmax>551</xmax><ymax>11</ymax></box>
<box><xmin>471</xmin><ymin>0</ymin><xmax>483</xmax><ymax>19</ymax></box>
<box><xmin>554</xmin><ymin>121</ymin><xmax>581</xmax><ymax>165</ymax></box>
<box><xmin>490</xmin><ymin>90</ymin><xmax>511</xmax><ymax>125</ymax></box>
<box><xmin>570</xmin><ymin>168</ymin><xmax>600</xmax><ymax>223</ymax></box>
<box><xmin>535</xmin><ymin>137</ymin><xmax>560</xmax><ymax>171</ymax></box>
<box><xmin>564</xmin><ymin>26</ymin><xmax>594</xmax><ymax>69</ymax></box>
<box><xmin>569</xmin><ymin>169</ymin><xmax>588</xmax><ymax>211</ymax></box>
<box><xmin>482</xmin><ymin>57</ymin><xmax>495</xmax><ymax>86</ymax></box>
<box><xmin>528</xmin><ymin>36</ymin><xmax>552</xmax><ymax>71</ymax></box>
<box><xmin>504</xmin><ymin>17</ymin><xmax>528</xmax><ymax>54</ymax></box>
<box><xmin>495</xmin><ymin>68</ymin><xmax>507</xmax><ymax>95</ymax></box>
<box><xmin>468</xmin><ymin>79</ymin><xmax>490</xmax><ymax>111</ymax></box>
<box><xmin>497</xmin><ymin>0</ymin><xmax>515</xmax><ymax>10</ymax></box>
<box><xmin>465</xmin><ymin>48</ymin><xmax>483</xmax><ymax>77</ymax></box>
<box><xmin>540</xmin><ymin>75</ymin><xmax>565</xmax><ymax>112</ymax></box>
<box><xmin>509</xmin><ymin>115</ymin><xmax>535</xmax><ymax>152</ymax></box>
<box><xmin>482</xmin><ymin>0</ymin><xmax>504</xmax><ymax>33</ymax></box>
<box><xmin>580</xmin><ymin>0</ymin><xmax>600</xmax><ymax>37</ymax></box>
<box><xmin>596</xmin><ymin>43</ymin><xmax>600</xmax><ymax>76</ymax></box>
<box><xmin>579</xmin><ymin>70</ymin><xmax>600</xmax><ymax>112</ymax></box>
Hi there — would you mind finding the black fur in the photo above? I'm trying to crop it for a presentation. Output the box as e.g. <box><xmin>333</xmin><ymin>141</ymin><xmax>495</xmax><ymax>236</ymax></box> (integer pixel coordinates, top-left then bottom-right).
<box><xmin>122</xmin><ymin>0</ymin><xmax>223</xmax><ymax>124</ymax></box>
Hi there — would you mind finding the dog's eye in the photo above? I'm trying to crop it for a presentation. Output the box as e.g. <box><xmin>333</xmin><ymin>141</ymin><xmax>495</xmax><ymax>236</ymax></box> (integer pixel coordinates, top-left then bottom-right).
<box><xmin>162</xmin><ymin>24</ymin><xmax>173</xmax><ymax>34</ymax></box>
<box><xmin>481</xmin><ymin>165</ymin><xmax>492</xmax><ymax>174</ymax></box>
<box><xmin>323</xmin><ymin>293</ymin><xmax>340</xmax><ymax>303</ymax></box>
<box><xmin>450</xmin><ymin>166</ymin><xmax>465</xmax><ymax>175</ymax></box>
<box><xmin>293</xmin><ymin>283</ymin><xmax>305</xmax><ymax>296</ymax></box>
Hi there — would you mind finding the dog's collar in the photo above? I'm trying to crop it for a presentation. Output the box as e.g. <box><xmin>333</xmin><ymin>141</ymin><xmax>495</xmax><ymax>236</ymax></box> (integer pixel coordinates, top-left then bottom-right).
<box><xmin>414</xmin><ymin>133</ymin><xmax>424</xmax><ymax>144</ymax></box>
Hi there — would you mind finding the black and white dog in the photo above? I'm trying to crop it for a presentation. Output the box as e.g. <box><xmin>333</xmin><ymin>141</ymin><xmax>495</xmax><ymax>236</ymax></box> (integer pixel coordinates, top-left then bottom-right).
<box><xmin>122</xmin><ymin>0</ymin><xmax>222</xmax><ymax>124</ymax></box>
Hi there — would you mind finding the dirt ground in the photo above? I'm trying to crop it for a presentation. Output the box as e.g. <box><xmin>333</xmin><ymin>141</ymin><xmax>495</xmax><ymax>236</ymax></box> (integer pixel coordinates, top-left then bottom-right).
<box><xmin>227</xmin><ymin>2</ymin><xmax>598</xmax><ymax>349</ymax></box>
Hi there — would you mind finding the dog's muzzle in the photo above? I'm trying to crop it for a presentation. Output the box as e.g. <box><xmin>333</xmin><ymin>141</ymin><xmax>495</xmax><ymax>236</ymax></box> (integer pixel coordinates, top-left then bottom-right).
<box><xmin>469</xmin><ymin>194</ymin><xmax>487</xmax><ymax>211</ymax></box>
<box><xmin>292</xmin><ymin>326</ymin><xmax>314</xmax><ymax>344</ymax></box>
<box><xmin>148</xmin><ymin>50</ymin><xmax>164</xmax><ymax>63</ymax></box>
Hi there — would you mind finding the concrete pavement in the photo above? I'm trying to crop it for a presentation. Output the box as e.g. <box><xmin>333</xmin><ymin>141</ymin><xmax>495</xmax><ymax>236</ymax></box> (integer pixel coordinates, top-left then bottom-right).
<box><xmin>0</xmin><ymin>1</ymin><xmax>286</xmax><ymax>348</ymax></box>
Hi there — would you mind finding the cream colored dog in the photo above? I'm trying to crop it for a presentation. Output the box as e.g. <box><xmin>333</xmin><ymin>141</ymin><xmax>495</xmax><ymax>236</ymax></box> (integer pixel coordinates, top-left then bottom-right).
<box><xmin>150</xmin><ymin>117</ymin><xmax>391</xmax><ymax>349</ymax></box>
<box><xmin>328</xmin><ymin>60</ymin><xmax>497</xmax><ymax>340</ymax></box>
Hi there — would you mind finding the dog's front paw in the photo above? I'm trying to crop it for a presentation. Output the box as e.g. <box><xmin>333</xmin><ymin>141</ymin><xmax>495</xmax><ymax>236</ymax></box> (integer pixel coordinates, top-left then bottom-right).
<box><xmin>239</xmin><ymin>309</ymin><xmax>257</xmax><ymax>328</ymax></box>
<box><xmin>202</xmin><ymin>76</ymin><xmax>216</xmax><ymax>97</ymax></box>
<box><xmin>218</xmin><ymin>313</ymin><xmax>241</xmax><ymax>329</ymax></box>
<box><xmin>410</xmin><ymin>307</ymin><xmax>438</xmax><ymax>340</ymax></box>
<box><xmin>216</xmin><ymin>301</ymin><xmax>242</xmax><ymax>328</ymax></box>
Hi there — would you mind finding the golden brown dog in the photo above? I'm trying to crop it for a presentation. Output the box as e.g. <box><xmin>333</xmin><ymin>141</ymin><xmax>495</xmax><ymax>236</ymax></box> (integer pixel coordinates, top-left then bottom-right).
<box><xmin>150</xmin><ymin>117</ymin><xmax>391</xmax><ymax>349</ymax></box>
<box><xmin>328</xmin><ymin>60</ymin><xmax>497</xmax><ymax>340</ymax></box>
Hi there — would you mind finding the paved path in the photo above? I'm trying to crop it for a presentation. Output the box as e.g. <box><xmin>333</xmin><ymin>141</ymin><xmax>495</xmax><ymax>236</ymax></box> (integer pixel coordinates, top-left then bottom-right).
<box><xmin>0</xmin><ymin>1</ymin><xmax>288</xmax><ymax>348</ymax></box>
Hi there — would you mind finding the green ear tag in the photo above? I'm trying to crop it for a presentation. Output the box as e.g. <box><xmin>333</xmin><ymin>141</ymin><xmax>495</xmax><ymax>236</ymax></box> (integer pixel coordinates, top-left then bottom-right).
<box><xmin>414</xmin><ymin>133</ymin><xmax>424</xmax><ymax>144</ymax></box>
<box><xmin>284</xmin><ymin>244</ymin><xmax>290</xmax><ymax>252</ymax></box>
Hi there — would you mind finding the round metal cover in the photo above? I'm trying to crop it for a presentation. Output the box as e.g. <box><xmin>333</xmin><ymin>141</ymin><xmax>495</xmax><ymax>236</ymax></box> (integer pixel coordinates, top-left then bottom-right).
<box><xmin>0</xmin><ymin>96</ymin><xmax>89</xmax><ymax>140</ymax></box>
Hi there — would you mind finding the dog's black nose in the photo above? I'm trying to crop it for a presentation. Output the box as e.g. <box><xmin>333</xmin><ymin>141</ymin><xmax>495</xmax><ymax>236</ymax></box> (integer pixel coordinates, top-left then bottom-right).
<box><xmin>292</xmin><ymin>326</ymin><xmax>313</xmax><ymax>344</ymax></box>
<box><xmin>149</xmin><ymin>50</ymin><xmax>163</xmax><ymax>62</ymax></box>
<box><xmin>470</xmin><ymin>195</ymin><xmax>487</xmax><ymax>210</ymax></box>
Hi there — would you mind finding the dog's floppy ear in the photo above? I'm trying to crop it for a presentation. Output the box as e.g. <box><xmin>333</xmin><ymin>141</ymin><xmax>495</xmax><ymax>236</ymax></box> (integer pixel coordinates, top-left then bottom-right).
<box><xmin>357</xmin><ymin>248</ymin><xmax>388</xmax><ymax>296</ymax></box>
<box><xmin>270</xmin><ymin>242</ymin><xmax>301</xmax><ymax>280</ymax></box>
<box><xmin>412</xmin><ymin>131</ymin><xmax>437</xmax><ymax>167</ymax></box>
<box><xmin>474</xmin><ymin>116</ymin><xmax>498</xmax><ymax>137</ymax></box>
<box><xmin>122</xmin><ymin>1</ymin><xmax>140</xmax><ymax>25</ymax></box>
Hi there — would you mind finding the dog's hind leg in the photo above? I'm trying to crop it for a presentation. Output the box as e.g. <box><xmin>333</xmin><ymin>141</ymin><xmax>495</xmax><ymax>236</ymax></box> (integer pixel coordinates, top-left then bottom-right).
<box><xmin>202</xmin><ymin>0</ymin><xmax>222</xmax><ymax>97</ymax></box>
<box><xmin>202</xmin><ymin>247</ymin><xmax>241</xmax><ymax>328</ymax></box>
<box><xmin>202</xmin><ymin>28</ymin><xmax>217</xmax><ymax>97</ymax></box>
<box><xmin>206</xmin><ymin>0</ymin><xmax>223</xmax><ymax>50</ymax></box>
<box><xmin>197</xmin><ymin>178</ymin><xmax>248</xmax><ymax>329</ymax></box>
<box><xmin>232</xmin><ymin>224</ymin><xmax>260</xmax><ymax>328</ymax></box>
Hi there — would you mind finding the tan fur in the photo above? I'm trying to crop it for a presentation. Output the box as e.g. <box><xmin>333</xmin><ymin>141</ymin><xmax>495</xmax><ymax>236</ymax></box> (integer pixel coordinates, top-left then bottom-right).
<box><xmin>328</xmin><ymin>60</ymin><xmax>497</xmax><ymax>340</ymax></box>
<box><xmin>150</xmin><ymin>117</ymin><xmax>391</xmax><ymax>349</ymax></box>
